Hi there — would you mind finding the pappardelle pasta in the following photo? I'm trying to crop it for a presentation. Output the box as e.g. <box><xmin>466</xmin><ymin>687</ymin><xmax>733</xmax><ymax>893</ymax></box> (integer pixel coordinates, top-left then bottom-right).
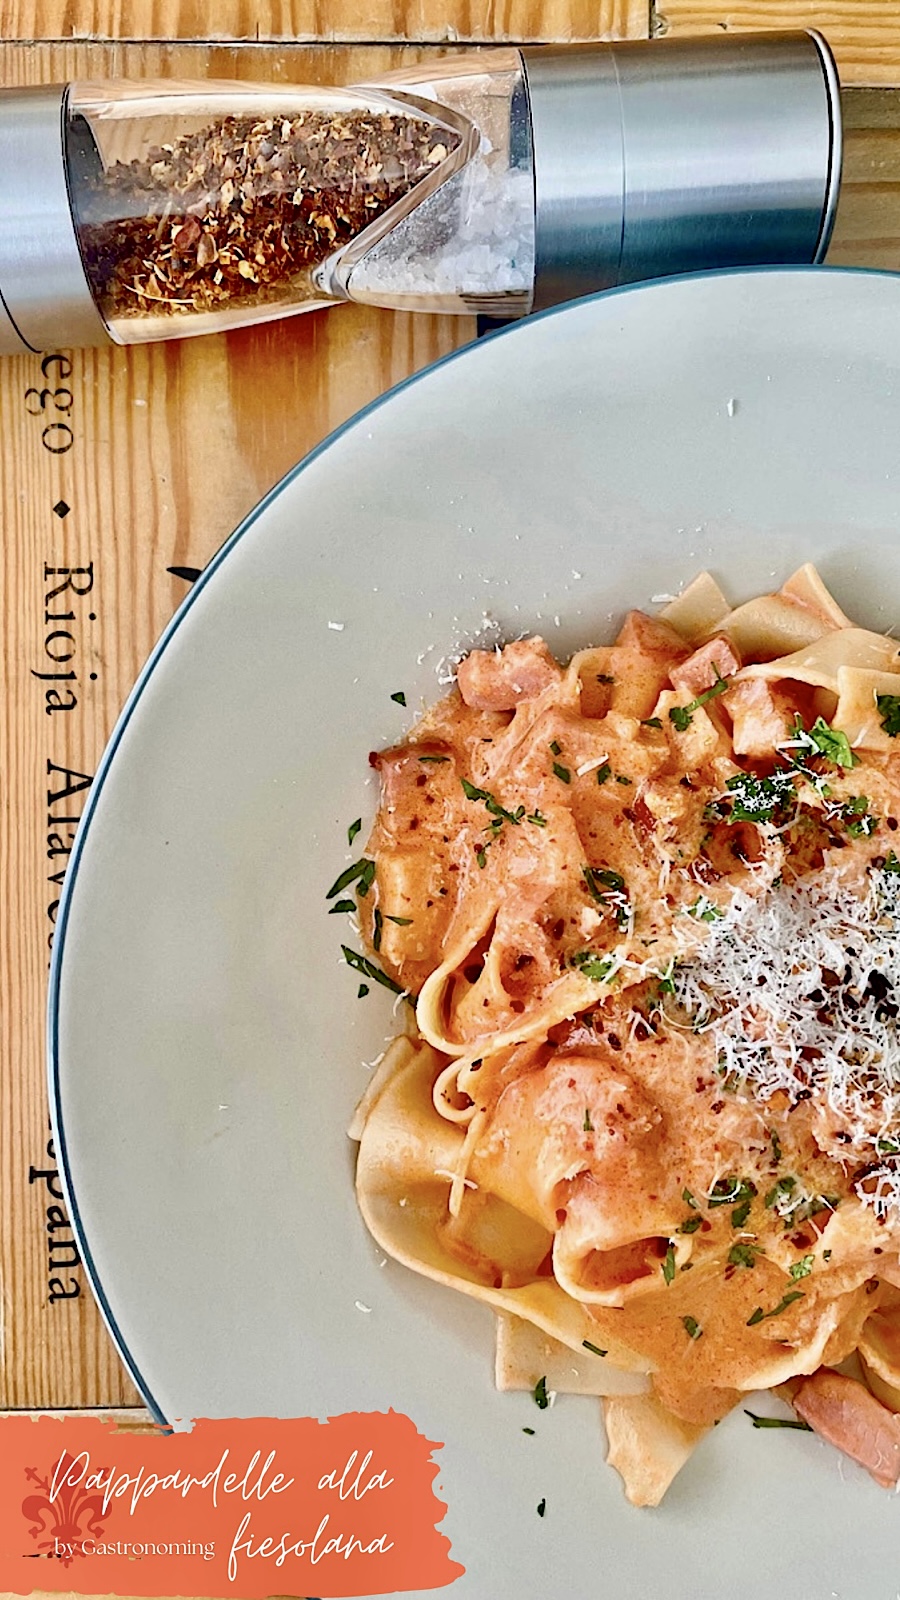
<box><xmin>342</xmin><ymin>566</ymin><xmax>900</xmax><ymax>1505</ymax></box>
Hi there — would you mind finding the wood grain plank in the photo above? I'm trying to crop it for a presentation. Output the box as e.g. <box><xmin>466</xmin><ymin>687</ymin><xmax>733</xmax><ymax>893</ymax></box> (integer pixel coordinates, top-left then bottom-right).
<box><xmin>0</xmin><ymin>1406</ymin><xmax>156</xmax><ymax>1424</ymax></box>
<box><xmin>829</xmin><ymin>87</ymin><xmax>900</xmax><ymax>267</ymax></box>
<box><xmin>0</xmin><ymin>39</ymin><xmax>474</xmax><ymax>1412</ymax></box>
<box><xmin>0</xmin><ymin>0</ymin><xmax>650</xmax><ymax>44</ymax></box>
<box><xmin>656</xmin><ymin>1</ymin><xmax>900</xmax><ymax>87</ymax></box>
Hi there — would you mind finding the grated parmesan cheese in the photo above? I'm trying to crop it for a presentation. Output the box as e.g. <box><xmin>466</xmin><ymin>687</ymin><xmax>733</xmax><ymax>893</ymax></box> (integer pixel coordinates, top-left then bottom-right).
<box><xmin>434</xmin><ymin>1168</ymin><xmax>478</xmax><ymax>1190</ymax></box>
<box><xmin>576</xmin><ymin>755</ymin><xmax>611</xmax><ymax>777</ymax></box>
<box><xmin>669</xmin><ymin>868</ymin><xmax>900</xmax><ymax>1216</ymax></box>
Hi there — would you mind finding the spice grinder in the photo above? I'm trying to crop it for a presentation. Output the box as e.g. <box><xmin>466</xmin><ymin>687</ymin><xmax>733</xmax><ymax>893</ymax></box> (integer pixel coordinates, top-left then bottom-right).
<box><xmin>0</xmin><ymin>33</ymin><xmax>841</xmax><ymax>354</ymax></box>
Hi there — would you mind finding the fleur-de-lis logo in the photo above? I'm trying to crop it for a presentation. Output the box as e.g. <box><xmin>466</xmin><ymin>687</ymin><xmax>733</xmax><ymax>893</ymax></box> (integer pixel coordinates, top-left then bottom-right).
<box><xmin>21</xmin><ymin>1453</ymin><xmax>109</xmax><ymax>1565</ymax></box>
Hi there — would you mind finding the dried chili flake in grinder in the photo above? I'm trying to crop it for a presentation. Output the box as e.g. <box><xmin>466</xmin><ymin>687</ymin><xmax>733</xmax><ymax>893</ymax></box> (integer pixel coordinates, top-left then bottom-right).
<box><xmin>70</xmin><ymin>109</ymin><xmax>459</xmax><ymax>326</ymax></box>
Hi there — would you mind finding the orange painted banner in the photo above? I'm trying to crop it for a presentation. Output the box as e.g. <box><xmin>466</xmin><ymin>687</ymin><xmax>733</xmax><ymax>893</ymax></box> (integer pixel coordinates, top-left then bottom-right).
<box><xmin>0</xmin><ymin>1412</ymin><xmax>464</xmax><ymax>1597</ymax></box>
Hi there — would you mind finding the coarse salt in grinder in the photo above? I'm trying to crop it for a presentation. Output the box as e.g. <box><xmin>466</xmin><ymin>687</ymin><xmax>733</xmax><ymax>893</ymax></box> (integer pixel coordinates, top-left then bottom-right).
<box><xmin>0</xmin><ymin>32</ymin><xmax>841</xmax><ymax>354</ymax></box>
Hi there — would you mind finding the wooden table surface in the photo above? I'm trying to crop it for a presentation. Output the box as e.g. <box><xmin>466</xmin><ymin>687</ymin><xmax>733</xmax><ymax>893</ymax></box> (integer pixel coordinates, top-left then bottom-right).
<box><xmin>2</xmin><ymin>0</ymin><xmax>900</xmax><ymax>1549</ymax></box>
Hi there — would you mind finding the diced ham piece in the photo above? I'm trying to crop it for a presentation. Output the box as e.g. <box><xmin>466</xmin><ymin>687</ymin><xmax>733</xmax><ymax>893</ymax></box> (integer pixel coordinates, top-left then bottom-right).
<box><xmin>725</xmin><ymin>677</ymin><xmax>794</xmax><ymax>758</ymax></box>
<box><xmin>456</xmin><ymin>637</ymin><xmax>562</xmax><ymax>711</ymax></box>
<box><xmin>670</xmin><ymin>634</ymin><xmax>742</xmax><ymax>699</ymax></box>
<box><xmin>602</xmin><ymin>612</ymin><xmax>690</xmax><ymax>720</ymax></box>
<box><xmin>614</xmin><ymin>610</ymin><xmax>689</xmax><ymax>661</ymax></box>
<box><xmin>792</xmin><ymin>1368</ymin><xmax>900</xmax><ymax>1488</ymax></box>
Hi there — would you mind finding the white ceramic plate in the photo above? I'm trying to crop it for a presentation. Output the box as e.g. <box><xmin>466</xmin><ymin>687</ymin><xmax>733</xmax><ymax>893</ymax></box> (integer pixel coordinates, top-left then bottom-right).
<box><xmin>52</xmin><ymin>269</ymin><xmax>900</xmax><ymax>1600</ymax></box>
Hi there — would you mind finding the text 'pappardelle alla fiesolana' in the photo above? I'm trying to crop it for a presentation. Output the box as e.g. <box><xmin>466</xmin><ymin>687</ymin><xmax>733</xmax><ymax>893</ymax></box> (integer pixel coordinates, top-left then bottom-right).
<box><xmin>334</xmin><ymin>565</ymin><xmax>900</xmax><ymax>1506</ymax></box>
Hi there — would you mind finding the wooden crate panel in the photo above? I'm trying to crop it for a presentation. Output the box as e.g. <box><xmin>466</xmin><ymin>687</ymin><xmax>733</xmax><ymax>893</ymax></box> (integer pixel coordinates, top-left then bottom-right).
<box><xmin>829</xmin><ymin>88</ymin><xmax>900</xmax><ymax>266</ymax></box>
<box><xmin>657</xmin><ymin>2</ymin><xmax>900</xmax><ymax>87</ymax></box>
<box><xmin>0</xmin><ymin>39</ymin><xmax>473</xmax><ymax>1411</ymax></box>
<box><xmin>0</xmin><ymin>0</ymin><xmax>650</xmax><ymax>44</ymax></box>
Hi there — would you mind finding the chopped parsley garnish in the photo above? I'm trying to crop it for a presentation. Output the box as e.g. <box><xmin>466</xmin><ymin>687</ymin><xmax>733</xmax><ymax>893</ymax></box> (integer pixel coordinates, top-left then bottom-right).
<box><xmin>764</xmin><ymin>1176</ymin><xmax>796</xmax><ymax>1209</ymax></box>
<box><xmin>728</xmin><ymin>1242</ymin><xmax>760</xmax><ymax>1269</ymax></box>
<box><xmin>615</xmin><ymin>774</ymin><xmax>632</xmax><ymax>786</ymax></box>
<box><xmin>582</xmin><ymin>865</ymin><xmax>625</xmax><ymax>896</ymax></box>
<box><xmin>417</xmin><ymin>753</ymin><xmax>449</xmax><ymax>764</ymax></box>
<box><xmin>682</xmin><ymin>1316</ymin><xmax>702</xmax><ymax>1341</ymax></box>
<box><xmin>476</xmin><ymin>849</ymin><xmax>488</xmax><ymax>869</ymax></box>
<box><xmin>326</xmin><ymin>857</ymin><xmax>376</xmax><ymax>900</ymax></box>
<box><xmin>707</xmin><ymin>1177</ymin><xmax>757</xmax><ymax>1209</ymax></box>
<box><xmin>347</xmin><ymin>817</ymin><xmax>362</xmax><ymax>846</ymax></box>
<box><xmin>884</xmin><ymin>850</ymin><xmax>900</xmax><ymax>873</ymax></box>
<box><xmin>328</xmin><ymin>898</ymin><xmax>357</xmax><ymax>916</ymax></box>
<box><xmin>460</xmin><ymin>778</ymin><xmax>525</xmax><ymax>827</ymax></box>
<box><xmin>878</xmin><ymin>693</ymin><xmax>900</xmax><ymax>737</ymax></box>
<box><xmin>582</xmin><ymin>1340</ymin><xmax>608</xmax><ymax>1357</ymax></box>
<box><xmin>596</xmin><ymin>763</ymin><xmax>612</xmax><ymax>786</ymax></box>
<box><xmin>553</xmin><ymin>762</ymin><xmax>571</xmax><ymax>784</ymax></box>
<box><xmin>657</xmin><ymin>962</ymin><xmax>677</xmax><ymax>996</ymax></box>
<box><xmin>717</xmin><ymin>1067</ymin><xmax>743</xmax><ymax>1098</ymax></box>
<box><xmin>790</xmin><ymin>1253</ymin><xmax>815</xmax><ymax>1281</ymax></box>
<box><xmin>844</xmin><ymin>795</ymin><xmax>870</xmax><ymax>818</ymax></box>
<box><xmin>731</xmin><ymin>1198</ymin><xmax>753</xmax><ymax>1229</ymax></box>
<box><xmin>570</xmin><ymin>950</ymin><xmax>616</xmax><ymax>982</ymax></box>
<box><xmin>533</xmin><ymin>1376</ymin><xmax>550</xmax><ymax>1410</ymax></box>
<box><xmin>841</xmin><ymin>796</ymin><xmax>877</xmax><ymax>837</ymax></box>
<box><xmin>385</xmin><ymin>914</ymin><xmax>413</xmax><ymax>926</ymax></box>
<box><xmin>391</xmin><ymin>690</ymin><xmax>407</xmax><ymax>705</ymax></box>
<box><xmin>357</xmin><ymin>983</ymin><xmax>369</xmax><ymax>998</ymax></box>
<box><xmin>537</xmin><ymin>1499</ymin><xmax>546</xmax><ymax>1518</ymax></box>
<box><xmin>583</xmin><ymin>866</ymin><xmax>629</xmax><ymax>927</ymax></box>
<box><xmin>662</xmin><ymin>1243</ymin><xmax>676</xmax><ymax>1285</ymax></box>
<box><xmin>373</xmin><ymin>908</ymin><xmax>383</xmax><ymax>951</ymax></box>
<box><xmin>341</xmin><ymin>945</ymin><xmax>405</xmax><ymax>997</ymax></box>
<box><xmin>877</xmin><ymin>1138</ymin><xmax>900</xmax><ymax>1155</ymax></box>
<box><xmin>641</xmin><ymin>717</ymin><xmax>663</xmax><ymax>729</ymax></box>
<box><xmin>678</xmin><ymin>1215</ymin><xmax>703</xmax><ymax>1234</ymax></box>
<box><xmin>527</xmin><ymin>810</ymin><xmax>548</xmax><ymax>827</ymax></box>
<box><xmin>789</xmin><ymin>1193</ymin><xmax>839</xmax><ymax>1225</ymax></box>
<box><xmin>596</xmin><ymin>673</ymin><xmax>615</xmax><ymax>685</ymax></box>
<box><xmin>682</xmin><ymin>1188</ymin><xmax>698</xmax><ymax>1209</ymax></box>
<box><xmin>744</xmin><ymin>1410</ymin><xmax>812</xmax><ymax>1431</ymax></box>
<box><xmin>770</xmin><ymin>1127</ymin><xmax>783</xmax><ymax>1165</ymax></box>
<box><xmin>669</xmin><ymin>671</ymin><xmax>730</xmax><ymax>732</ymax></box>
<box><xmin>686</xmin><ymin>895</ymin><xmax>724</xmax><ymax>923</ymax></box>
<box><xmin>800</xmin><ymin>715</ymin><xmax>859</xmax><ymax>769</ymax></box>
<box><xmin>549</xmin><ymin>740</ymin><xmax>562</xmax><ymax>756</ymax></box>
<box><xmin>583</xmin><ymin>1107</ymin><xmax>594</xmax><ymax>1132</ymax></box>
<box><xmin>747</xmin><ymin>1290</ymin><xmax>805</xmax><ymax>1326</ymax></box>
<box><xmin>725</xmin><ymin>769</ymin><xmax>796</xmax><ymax>824</ymax></box>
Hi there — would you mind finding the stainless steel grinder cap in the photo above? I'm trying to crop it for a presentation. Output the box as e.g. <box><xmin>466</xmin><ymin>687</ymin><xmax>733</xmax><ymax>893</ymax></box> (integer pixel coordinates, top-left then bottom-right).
<box><xmin>521</xmin><ymin>30</ymin><xmax>842</xmax><ymax>312</ymax></box>
<box><xmin>0</xmin><ymin>86</ymin><xmax>110</xmax><ymax>355</ymax></box>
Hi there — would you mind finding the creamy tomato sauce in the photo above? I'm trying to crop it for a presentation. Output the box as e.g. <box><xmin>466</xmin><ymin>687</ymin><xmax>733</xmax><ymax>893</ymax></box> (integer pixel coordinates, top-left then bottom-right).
<box><xmin>348</xmin><ymin>569</ymin><xmax>900</xmax><ymax>1499</ymax></box>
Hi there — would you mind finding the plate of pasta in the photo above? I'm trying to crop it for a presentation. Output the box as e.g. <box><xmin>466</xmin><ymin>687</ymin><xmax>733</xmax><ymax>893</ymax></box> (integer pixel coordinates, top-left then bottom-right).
<box><xmin>51</xmin><ymin>267</ymin><xmax>900</xmax><ymax>1600</ymax></box>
